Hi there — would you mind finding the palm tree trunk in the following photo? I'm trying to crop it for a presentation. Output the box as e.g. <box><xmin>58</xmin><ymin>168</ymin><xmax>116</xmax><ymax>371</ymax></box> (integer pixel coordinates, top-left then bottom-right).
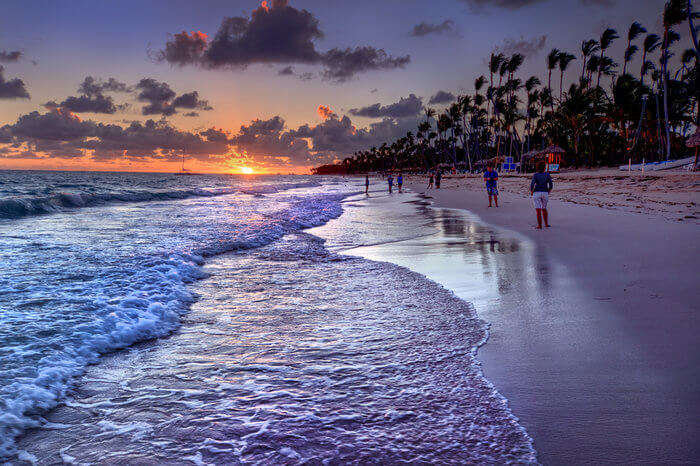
<box><xmin>640</xmin><ymin>49</ymin><xmax>647</xmax><ymax>86</ymax></box>
<box><xmin>559</xmin><ymin>70</ymin><xmax>564</xmax><ymax>100</ymax></box>
<box><xmin>662</xmin><ymin>27</ymin><xmax>672</xmax><ymax>160</ymax></box>
<box><xmin>596</xmin><ymin>51</ymin><xmax>605</xmax><ymax>87</ymax></box>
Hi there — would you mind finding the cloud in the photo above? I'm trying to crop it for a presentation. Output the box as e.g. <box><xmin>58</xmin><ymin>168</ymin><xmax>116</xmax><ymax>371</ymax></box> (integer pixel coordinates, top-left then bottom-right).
<box><xmin>0</xmin><ymin>50</ymin><xmax>22</xmax><ymax>63</ymax></box>
<box><xmin>428</xmin><ymin>90</ymin><xmax>456</xmax><ymax>105</ymax></box>
<box><xmin>349</xmin><ymin>94</ymin><xmax>423</xmax><ymax>119</ymax></box>
<box><xmin>172</xmin><ymin>91</ymin><xmax>213</xmax><ymax>110</ymax></box>
<box><xmin>158</xmin><ymin>0</ymin><xmax>409</xmax><ymax>82</ymax></box>
<box><xmin>278</xmin><ymin>65</ymin><xmax>295</xmax><ymax>75</ymax></box>
<box><xmin>409</xmin><ymin>20</ymin><xmax>456</xmax><ymax>37</ymax></box>
<box><xmin>1</xmin><ymin>108</ymin><xmax>230</xmax><ymax>161</ymax></box>
<box><xmin>321</xmin><ymin>47</ymin><xmax>410</xmax><ymax>82</ymax></box>
<box><xmin>288</xmin><ymin>113</ymin><xmax>420</xmax><ymax>157</ymax></box>
<box><xmin>580</xmin><ymin>0</ymin><xmax>614</xmax><ymax>5</ymax></box>
<box><xmin>230</xmin><ymin>116</ymin><xmax>317</xmax><ymax>166</ymax></box>
<box><xmin>458</xmin><ymin>0</ymin><xmax>545</xmax><ymax>11</ymax></box>
<box><xmin>494</xmin><ymin>35</ymin><xmax>547</xmax><ymax>57</ymax></box>
<box><xmin>45</xmin><ymin>94</ymin><xmax>118</xmax><ymax>114</ymax></box>
<box><xmin>0</xmin><ymin>66</ymin><xmax>30</xmax><ymax>99</ymax></box>
<box><xmin>317</xmin><ymin>105</ymin><xmax>337</xmax><ymax>120</ymax></box>
<box><xmin>44</xmin><ymin>77</ymin><xmax>133</xmax><ymax>114</ymax></box>
<box><xmin>183</xmin><ymin>112</ymin><xmax>200</xmax><ymax>117</ymax></box>
<box><xmin>78</xmin><ymin>76</ymin><xmax>131</xmax><ymax>95</ymax></box>
<box><xmin>157</xmin><ymin>31</ymin><xmax>208</xmax><ymax>66</ymax></box>
<box><xmin>135</xmin><ymin>78</ymin><xmax>212</xmax><ymax>116</ymax></box>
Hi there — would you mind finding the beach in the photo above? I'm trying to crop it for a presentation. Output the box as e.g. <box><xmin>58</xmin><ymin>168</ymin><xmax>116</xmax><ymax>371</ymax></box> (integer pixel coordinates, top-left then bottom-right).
<box><xmin>2</xmin><ymin>170</ymin><xmax>699</xmax><ymax>464</ymax></box>
<box><xmin>393</xmin><ymin>172</ymin><xmax>700</xmax><ymax>463</ymax></box>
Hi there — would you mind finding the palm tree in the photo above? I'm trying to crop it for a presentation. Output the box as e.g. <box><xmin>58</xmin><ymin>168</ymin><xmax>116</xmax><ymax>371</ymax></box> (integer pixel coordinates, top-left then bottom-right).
<box><xmin>558</xmin><ymin>52</ymin><xmax>576</xmax><ymax>100</ymax></box>
<box><xmin>640</xmin><ymin>34</ymin><xmax>662</xmax><ymax>85</ymax></box>
<box><xmin>661</xmin><ymin>0</ymin><xmax>687</xmax><ymax>158</ymax></box>
<box><xmin>581</xmin><ymin>39</ymin><xmax>600</xmax><ymax>83</ymax></box>
<box><xmin>597</xmin><ymin>28</ymin><xmax>620</xmax><ymax>86</ymax></box>
<box><xmin>623</xmin><ymin>22</ymin><xmax>647</xmax><ymax>75</ymax></box>
<box><xmin>488</xmin><ymin>53</ymin><xmax>505</xmax><ymax>117</ymax></box>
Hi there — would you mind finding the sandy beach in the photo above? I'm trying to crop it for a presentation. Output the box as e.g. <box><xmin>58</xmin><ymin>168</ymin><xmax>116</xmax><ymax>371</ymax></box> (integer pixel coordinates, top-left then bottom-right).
<box><xmin>430</xmin><ymin>169</ymin><xmax>700</xmax><ymax>224</ymax></box>
<box><xmin>380</xmin><ymin>172</ymin><xmax>700</xmax><ymax>463</ymax></box>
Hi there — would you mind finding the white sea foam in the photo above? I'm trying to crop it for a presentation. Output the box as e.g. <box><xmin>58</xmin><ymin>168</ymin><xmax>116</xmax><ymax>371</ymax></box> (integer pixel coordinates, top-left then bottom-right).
<box><xmin>0</xmin><ymin>176</ymin><xmax>355</xmax><ymax>459</ymax></box>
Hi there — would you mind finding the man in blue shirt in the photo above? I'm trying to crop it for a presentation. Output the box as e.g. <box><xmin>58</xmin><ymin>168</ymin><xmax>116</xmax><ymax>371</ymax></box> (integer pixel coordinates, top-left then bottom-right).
<box><xmin>387</xmin><ymin>174</ymin><xmax>393</xmax><ymax>194</ymax></box>
<box><xmin>483</xmin><ymin>164</ymin><xmax>499</xmax><ymax>207</ymax></box>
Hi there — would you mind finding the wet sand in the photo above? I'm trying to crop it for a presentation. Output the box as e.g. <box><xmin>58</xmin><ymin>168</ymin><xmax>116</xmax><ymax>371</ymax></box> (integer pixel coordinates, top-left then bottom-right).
<box><xmin>349</xmin><ymin>183</ymin><xmax>700</xmax><ymax>464</ymax></box>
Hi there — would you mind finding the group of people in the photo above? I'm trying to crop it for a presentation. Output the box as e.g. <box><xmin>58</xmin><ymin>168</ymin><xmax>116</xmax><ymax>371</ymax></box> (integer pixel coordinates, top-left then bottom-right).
<box><xmin>482</xmin><ymin>161</ymin><xmax>554</xmax><ymax>229</ymax></box>
<box><xmin>365</xmin><ymin>173</ymin><xmax>405</xmax><ymax>194</ymax></box>
<box><xmin>366</xmin><ymin>162</ymin><xmax>554</xmax><ymax>230</ymax></box>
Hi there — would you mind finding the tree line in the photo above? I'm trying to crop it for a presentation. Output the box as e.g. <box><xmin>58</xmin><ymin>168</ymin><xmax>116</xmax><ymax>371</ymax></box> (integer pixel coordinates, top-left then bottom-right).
<box><xmin>322</xmin><ymin>0</ymin><xmax>698</xmax><ymax>174</ymax></box>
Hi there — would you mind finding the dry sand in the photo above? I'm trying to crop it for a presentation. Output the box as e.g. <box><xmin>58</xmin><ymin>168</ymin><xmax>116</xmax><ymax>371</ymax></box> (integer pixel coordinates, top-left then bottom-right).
<box><xmin>396</xmin><ymin>173</ymin><xmax>700</xmax><ymax>464</ymax></box>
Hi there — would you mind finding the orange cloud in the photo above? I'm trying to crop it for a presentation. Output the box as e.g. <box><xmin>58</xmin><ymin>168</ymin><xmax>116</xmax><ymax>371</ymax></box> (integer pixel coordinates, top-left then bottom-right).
<box><xmin>317</xmin><ymin>105</ymin><xmax>337</xmax><ymax>120</ymax></box>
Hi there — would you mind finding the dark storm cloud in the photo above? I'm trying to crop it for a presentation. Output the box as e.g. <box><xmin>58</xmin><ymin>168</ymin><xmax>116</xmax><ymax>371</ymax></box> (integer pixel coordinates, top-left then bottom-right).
<box><xmin>321</xmin><ymin>47</ymin><xmax>410</xmax><ymax>82</ymax></box>
<box><xmin>135</xmin><ymin>78</ymin><xmax>212</xmax><ymax>116</ymax></box>
<box><xmin>0</xmin><ymin>108</ymin><xmax>230</xmax><ymax>160</ymax></box>
<box><xmin>458</xmin><ymin>0</ymin><xmax>545</xmax><ymax>10</ymax></box>
<box><xmin>158</xmin><ymin>0</ymin><xmax>409</xmax><ymax>82</ymax></box>
<box><xmin>349</xmin><ymin>94</ymin><xmax>423</xmax><ymax>119</ymax></box>
<box><xmin>428</xmin><ymin>90</ymin><xmax>456</xmax><ymax>105</ymax></box>
<box><xmin>0</xmin><ymin>66</ymin><xmax>30</xmax><ymax>99</ymax></box>
<box><xmin>494</xmin><ymin>35</ymin><xmax>547</xmax><ymax>57</ymax></box>
<box><xmin>0</xmin><ymin>50</ymin><xmax>22</xmax><ymax>63</ymax></box>
<box><xmin>183</xmin><ymin>111</ymin><xmax>200</xmax><ymax>117</ymax></box>
<box><xmin>409</xmin><ymin>20</ymin><xmax>456</xmax><ymax>37</ymax></box>
<box><xmin>278</xmin><ymin>65</ymin><xmax>295</xmax><ymax>75</ymax></box>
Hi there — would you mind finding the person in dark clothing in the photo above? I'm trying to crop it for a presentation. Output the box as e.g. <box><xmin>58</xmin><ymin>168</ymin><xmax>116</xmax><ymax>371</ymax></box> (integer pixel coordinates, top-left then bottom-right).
<box><xmin>427</xmin><ymin>173</ymin><xmax>434</xmax><ymax>189</ymax></box>
<box><xmin>435</xmin><ymin>171</ymin><xmax>442</xmax><ymax>189</ymax></box>
<box><xmin>530</xmin><ymin>162</ymin><xmax>554</xmax><ymax>229</ymax></box>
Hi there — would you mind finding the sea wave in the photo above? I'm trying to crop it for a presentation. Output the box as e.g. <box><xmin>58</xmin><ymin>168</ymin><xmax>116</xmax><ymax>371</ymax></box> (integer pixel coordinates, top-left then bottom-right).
<box><xmin>0</xmin><ymin>189</ymin><xmax>349</xmax><ymax>459</ymax></box>
<box><xmin>0</xmin><ymin>180</ymin><xmax>321</xmax><ymax>220</ymax></box>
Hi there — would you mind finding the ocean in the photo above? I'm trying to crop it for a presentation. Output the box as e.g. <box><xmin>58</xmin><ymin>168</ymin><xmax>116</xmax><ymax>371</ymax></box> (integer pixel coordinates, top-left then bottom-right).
<box><xmin>0</xmin><ymin>171</ymin><xmax>536</xmax><ymax>464</ymax></box>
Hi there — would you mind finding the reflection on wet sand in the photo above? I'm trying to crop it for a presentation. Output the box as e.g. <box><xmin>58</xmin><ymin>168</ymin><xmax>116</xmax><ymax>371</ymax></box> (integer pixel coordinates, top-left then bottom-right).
<box><xmin>344</xmin><ymin>201</ymin><xmax>559</xmax><ymax>321</ymax></box>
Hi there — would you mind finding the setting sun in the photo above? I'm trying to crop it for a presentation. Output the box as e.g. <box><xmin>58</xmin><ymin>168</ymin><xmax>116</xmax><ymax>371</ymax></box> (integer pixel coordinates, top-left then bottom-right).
<box><xmin>239</xmin><ymin>166</ymin><xmax>254</xmax><ymax>174</ymax></box>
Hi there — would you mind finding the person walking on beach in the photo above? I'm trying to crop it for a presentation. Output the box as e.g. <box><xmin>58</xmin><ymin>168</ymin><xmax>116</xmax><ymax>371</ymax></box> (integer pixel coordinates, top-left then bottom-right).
<box><xmin>365</xmin><ymin>174</ymin><xmax>370</xmax><ymax>195</ymax></box>
<box><xmin>530</xmin><ymin>162</ymin><xmax>553</xmax><ymax>229</ymax></box>
<box><xmin>397</xmin><ymin>174</ymin><xmax>403</xmax><ymax>193</ymax></box>
<box><xmin>484</xmin><ymin>163</ymin><xmax>499</xmax><ymax>207</ymax></box>
<box><xmin>435</xmin><ymin>170</ymin><xmax>442</xmax><ymax>189</ymax></box>
<box><xmin>427</xmin><ymin>173</ymin><xmax>434</xmax><ymax>189</ymax></box>
<box><xmin>388</xmin><ymin>174</ymin><xmax>394</xmax><ymax>194</ymax></box>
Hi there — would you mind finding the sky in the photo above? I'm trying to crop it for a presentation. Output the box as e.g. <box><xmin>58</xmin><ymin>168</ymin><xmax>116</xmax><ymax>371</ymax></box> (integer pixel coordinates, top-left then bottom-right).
<box><xmin>0</xmin><ymin>0</ymin><xmax>673</xmax><ymax>174</ymax></box>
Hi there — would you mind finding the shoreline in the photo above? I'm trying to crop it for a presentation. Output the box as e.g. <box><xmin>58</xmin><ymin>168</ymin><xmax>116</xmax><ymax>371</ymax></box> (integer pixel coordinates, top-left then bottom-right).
<box><xmin>396</xmin><ymin>179</ymin><xmax>700</xmax><ymax>463</ymax></box>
